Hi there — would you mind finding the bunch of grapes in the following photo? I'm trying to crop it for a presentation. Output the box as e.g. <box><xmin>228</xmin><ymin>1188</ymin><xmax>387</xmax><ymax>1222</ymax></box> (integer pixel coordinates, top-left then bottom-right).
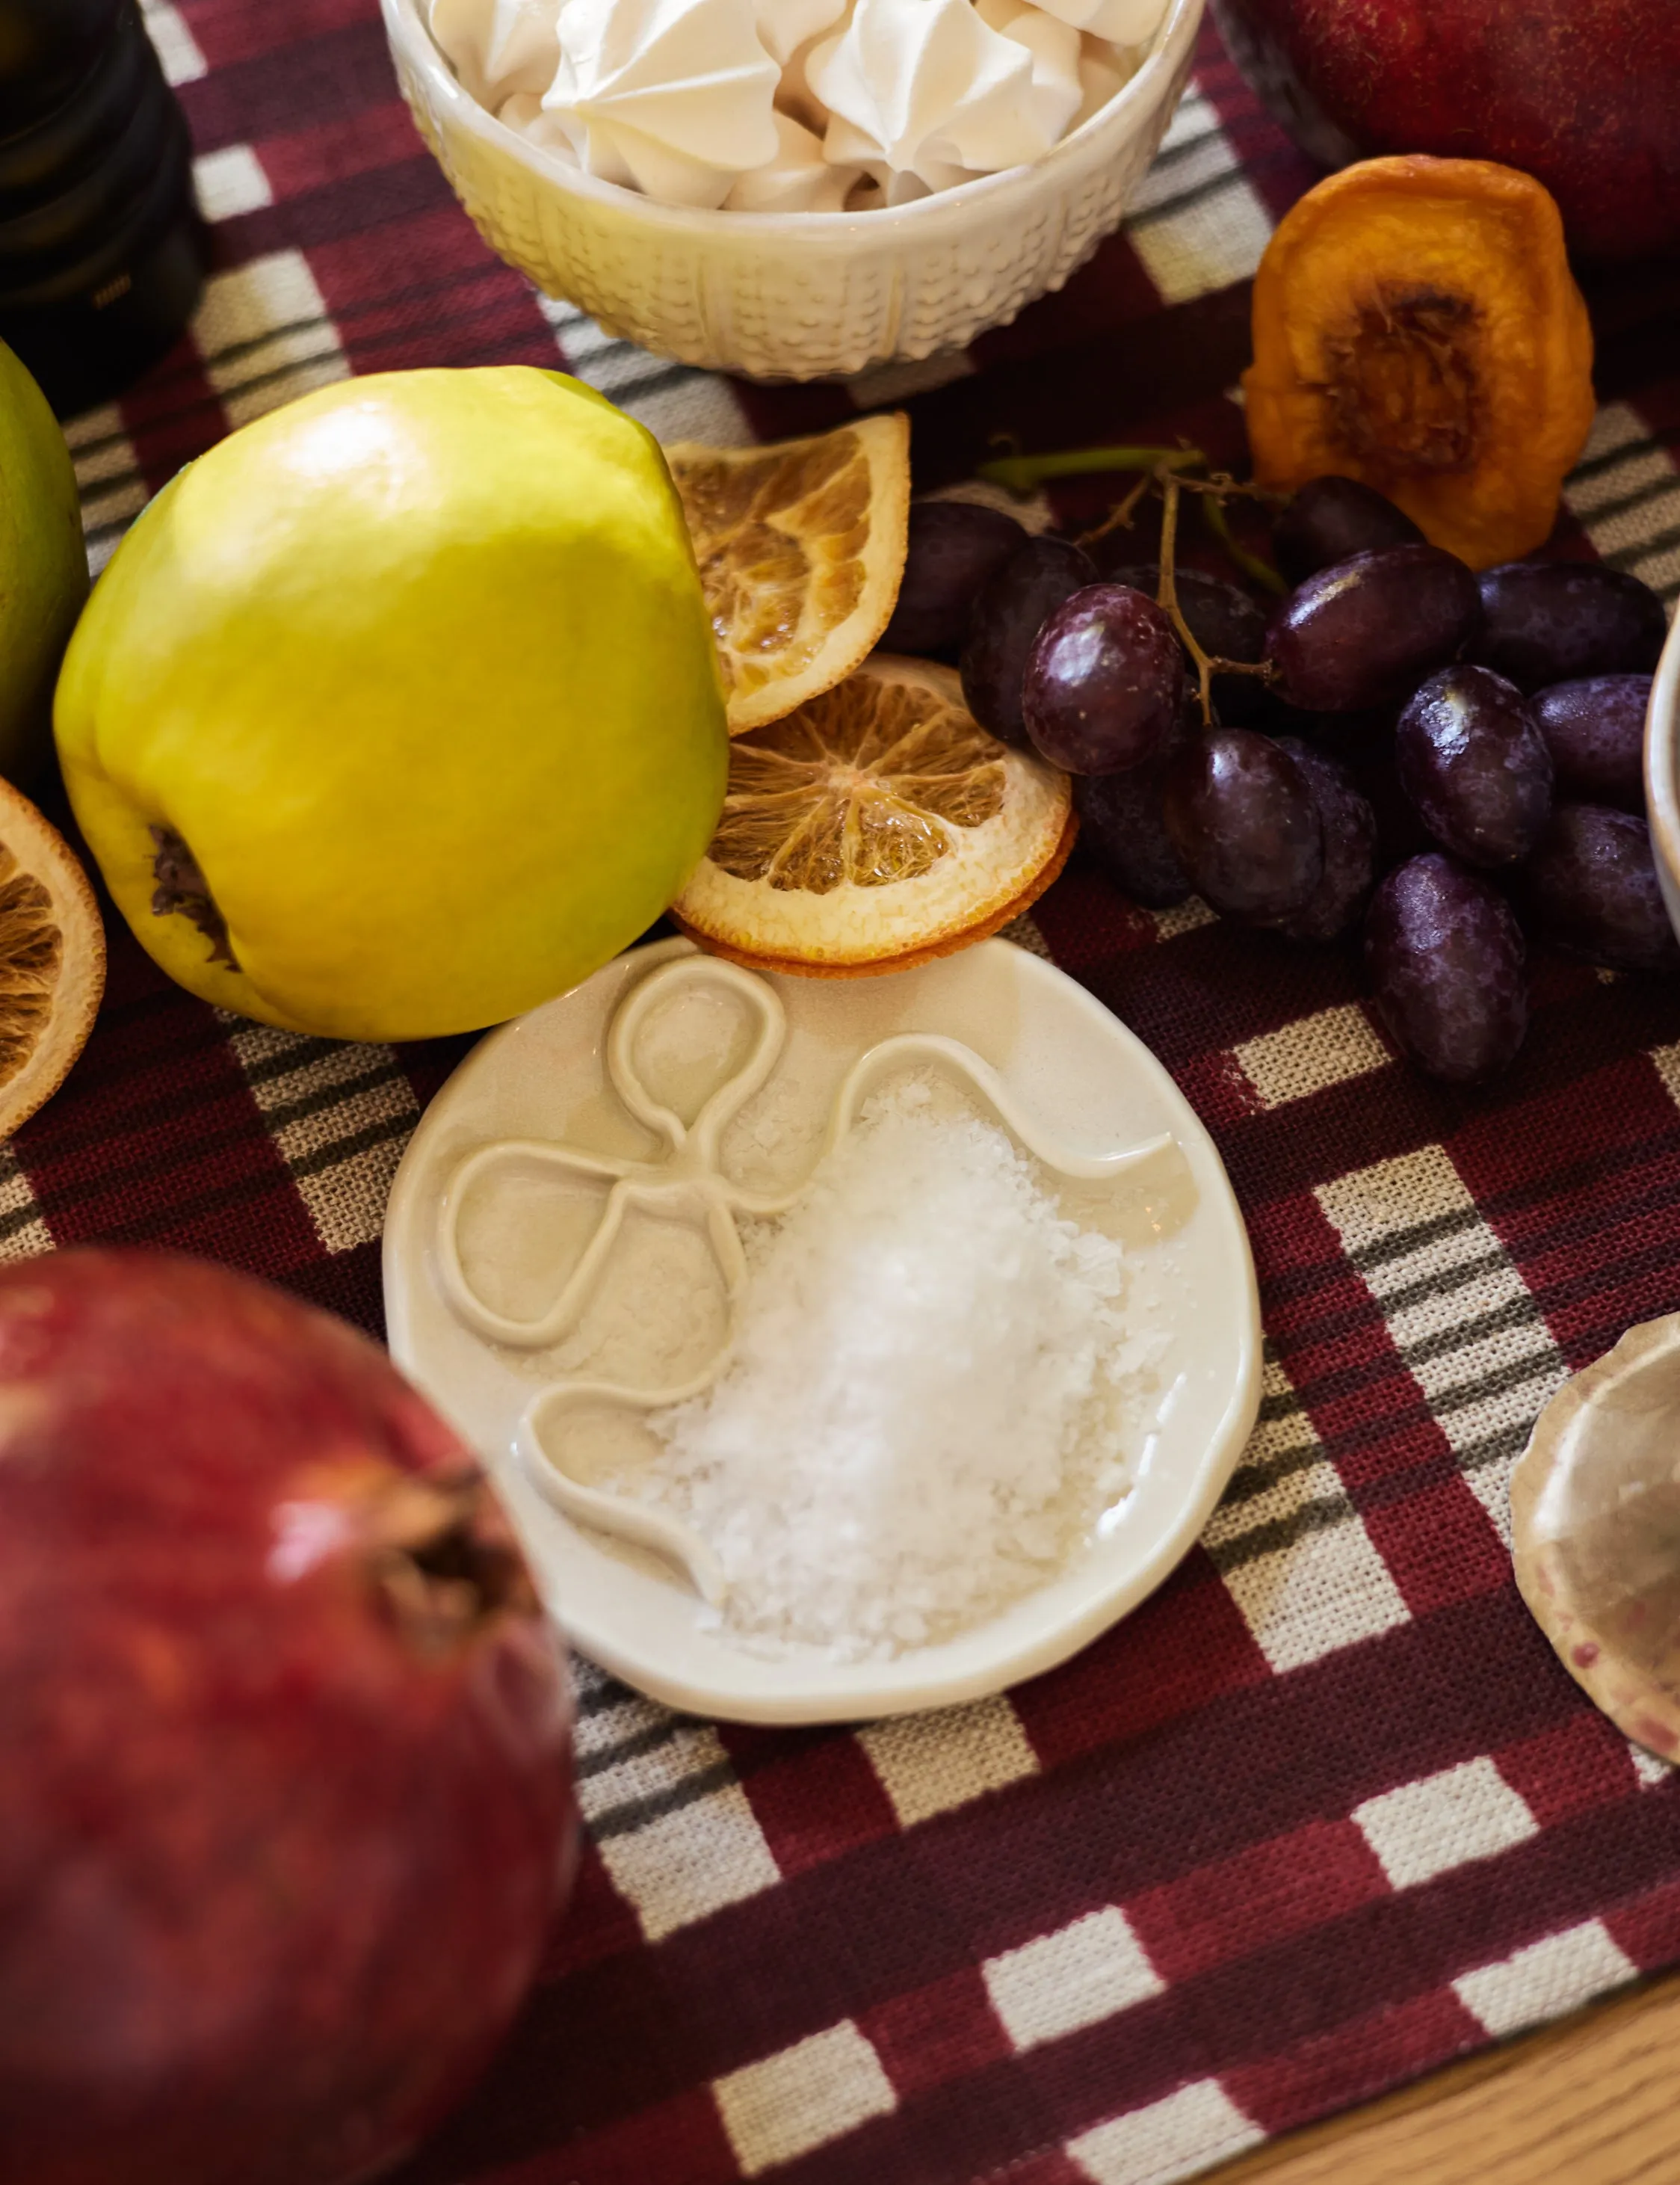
<box><xmin>882</xmin><ymin>480</ymin><xmax>1672</xmax><ymax>1085</ymax></box>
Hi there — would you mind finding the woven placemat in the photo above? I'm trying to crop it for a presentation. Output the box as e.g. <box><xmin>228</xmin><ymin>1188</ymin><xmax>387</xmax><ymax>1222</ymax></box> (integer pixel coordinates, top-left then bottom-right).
<box><xmin>32</xmin><ymin>7</ymin><xmax>1680</xmax><ymax>2181</ymax></box>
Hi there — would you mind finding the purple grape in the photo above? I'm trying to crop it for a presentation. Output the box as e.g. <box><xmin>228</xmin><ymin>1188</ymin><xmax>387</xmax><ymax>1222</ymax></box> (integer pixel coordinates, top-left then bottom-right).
<box><xmin>880</xmin><ymin>501</ymin><xmax>1028</xmax><ymax>656</ymax></box>
<box><xmin>1270</xmin><ymin>739</ymin><xmax>1377</xmax><ymax>941</ymax></box>
<box><xmin>1532</xmin><ymin>675</ymin><xmax>1651</xmax><ymax>813</ymax></box>
<box><xmin>1522</xmin><ymin>804</ymin><xmax>1680</xmax><ymax>973</ymax></box>
<box><xmin>961</xmin><ymin>537</ymin><xmax>1097</xmax><ymax>748</ymax></box>
<box><xmin>1100</xmin><ymin>563</ymin><xmax>1269</xmax><ymax>722</ymax></box>
<box><xmin>1162</xmin><ymin>728</ymin><xmax>1324</xmax><ymax>922</ymax></box>
<box><xmin>1395</xmin><ymin>665</ymin><xmax>1554</xmax><ymax>868</ymax></box>
<box><xmin>1273</xmin><ymin>476</ymin><xmax>1425</xmax><ymax>588</ymax></box>
<box><xmin>1350</xmin><ymin>742</ymin><xmax>1439</xmax><ymax>871</ymax></box>
<box><xmin>1022</xmin><ymin>584</ymin><xmax>1187</xmax><ymax>775</ymax></box>
<box><xmin>1074</xmin><ymin>724</ymin><xmax>1193</xmax><ymax>910</ymax></box>
<box><xmin>1265</xmin><ymin>544</ymin><xmax>1481</xmax><ymax>713</ymax></box>
<box><xmin>1471</xmin><ymin>562</ymin><xmax>1666</xmax><ymax>692</ymax></box>
<box><xmin>1365</xmin><ymin>854</ymin><xmax>1528</xmax><ymax>1084</ymax></box>
<box><xmin>1264</xmin><ymin>702</ymin><xmax>1397</xmax><ymax>762</ymax></box>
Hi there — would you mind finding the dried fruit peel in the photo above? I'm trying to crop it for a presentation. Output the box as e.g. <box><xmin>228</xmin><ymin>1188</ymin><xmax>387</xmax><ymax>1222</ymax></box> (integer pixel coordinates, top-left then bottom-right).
<box><xmin>675</xmin><ymin>814</ymin><xmax>1078</xmax><ymax>980</ymax></box>
<box><xmin>667</xmin><ymin>415</ymin><xmax>910</xmax><ymax>736</ymax></box>
<box><xmin>0</xmin><ymin>778</ymin><xmax>103</xmax><ymax>1137</ymax></box>
<box><xmin>673</xmin><ymin>655</ymin><xmax>1072</xmax><ymax>975</ymax></box>
<box><xmin>1244</xmin><ymin>156</ymin><xmax>1595</xmax><ymax>570</ymax></box>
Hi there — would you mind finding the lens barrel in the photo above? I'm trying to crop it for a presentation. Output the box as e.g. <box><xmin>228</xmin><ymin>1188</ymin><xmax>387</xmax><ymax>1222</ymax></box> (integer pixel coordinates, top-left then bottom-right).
<box><xmin>0</xmin><ymin>0</ymin><xmax>204</xmax><ymax>414</ymax></box>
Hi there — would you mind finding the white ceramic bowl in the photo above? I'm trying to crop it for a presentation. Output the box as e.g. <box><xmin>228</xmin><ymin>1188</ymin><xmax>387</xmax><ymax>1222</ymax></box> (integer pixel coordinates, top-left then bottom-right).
<box><xmin>380</xmin><ymin>0</ymin><xmax>1205</xmax><ymax>380</ymax></box>
<box><xmin>383</xmin><ymin>936</ymin><xmax>1261</xmax><ymax>1725</ymax></box>
<box><xmin>1645</xmin><ymin>612</ymin><xmax>1680</xmax><ymax>943</ymax></box>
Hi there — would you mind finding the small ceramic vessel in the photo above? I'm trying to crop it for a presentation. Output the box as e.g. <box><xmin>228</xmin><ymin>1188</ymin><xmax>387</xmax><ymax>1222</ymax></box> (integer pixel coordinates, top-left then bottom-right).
<box><xmin>1512</xmin><ymin>1312</ymin><xmax>1680</xmax><ymax>1763</ymax></box>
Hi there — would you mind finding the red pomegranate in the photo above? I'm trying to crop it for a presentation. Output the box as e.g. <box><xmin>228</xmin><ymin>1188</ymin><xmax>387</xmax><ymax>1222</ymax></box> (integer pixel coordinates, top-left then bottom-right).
<box><xmin>0</xmin><ymin>1248</ymin><xmax>575</xmax><ymax>2185</ymax></box>
<box><xmin>1211</xmin><ymin>0</ymin><xmax>1680</xmax><ymax>261</ymax></box>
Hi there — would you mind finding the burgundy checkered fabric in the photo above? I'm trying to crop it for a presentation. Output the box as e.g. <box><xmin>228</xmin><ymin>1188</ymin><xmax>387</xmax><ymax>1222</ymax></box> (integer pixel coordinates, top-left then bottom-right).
<box><xmin>35</xmin><ymin>4</ymin><xmax>1680</xmax><ymax>2180</ymax></box>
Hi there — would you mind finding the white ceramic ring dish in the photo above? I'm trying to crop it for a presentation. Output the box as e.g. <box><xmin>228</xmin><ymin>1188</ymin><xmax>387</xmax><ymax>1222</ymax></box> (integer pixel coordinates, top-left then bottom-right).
<box><xmin>379</xmin><ymin>0</ymin><xmax>1205</xmax><ymax>379</ymax></box>
<box><xmin>435</xmin><ymin>952</ymin><xmax>1176</xmax><ymax>1612</ymax></box>
<box><xmin>384</xmin><ymin>937</ymin><xmax>1261</xmax><ymax>1722</ymax></box>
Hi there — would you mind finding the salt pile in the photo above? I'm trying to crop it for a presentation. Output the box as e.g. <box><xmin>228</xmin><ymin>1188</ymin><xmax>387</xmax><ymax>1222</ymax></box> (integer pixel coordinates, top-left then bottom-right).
<box><xmin>611</xmin><ymin>1076</ymin><xmax>1162</xmax><ymax>1658</ymax></box>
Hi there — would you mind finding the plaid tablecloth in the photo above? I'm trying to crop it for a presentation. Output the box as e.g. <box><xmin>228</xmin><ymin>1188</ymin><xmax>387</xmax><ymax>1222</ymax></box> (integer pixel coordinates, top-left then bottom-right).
<box><xmin>40</xmin><ymin>5</ymin><xmax>1680</xmax><ymax>2181</ymax></box>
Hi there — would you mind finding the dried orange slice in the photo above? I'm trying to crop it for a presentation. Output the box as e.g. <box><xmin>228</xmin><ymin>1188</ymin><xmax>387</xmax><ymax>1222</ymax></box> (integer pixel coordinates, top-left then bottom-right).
<box><xmin>672</xmin><ymin>655</ymin><xmax>1074</xmax><ymax>977</ymax></box>
<box><xmin>0</xmin><ymin>779</ymin><xmax>104</xmax><ymax>1137</ymax></box>
<box><xmin>665</xmin><ymin>415</ymin><xmax>910</xmax><ymax>737</ymax></box>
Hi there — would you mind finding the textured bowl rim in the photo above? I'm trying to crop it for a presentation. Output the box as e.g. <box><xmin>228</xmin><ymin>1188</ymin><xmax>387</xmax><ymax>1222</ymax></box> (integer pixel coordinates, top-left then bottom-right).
<box><xmin>1645</xmin><ymin>610</ymin><xmax>1680</xmax><ymax>920</ymax></box>
<box><xmin>383</xmin><ymin>0</ymin><xmax>1205</xmax><ymax>243</ymax></box>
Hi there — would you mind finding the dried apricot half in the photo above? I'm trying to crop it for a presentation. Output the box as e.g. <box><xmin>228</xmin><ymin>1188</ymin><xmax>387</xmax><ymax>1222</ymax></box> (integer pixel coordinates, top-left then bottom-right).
<box><xmin>1244</xmin><ymin>156</ymin><xmax>1595</xmax><ymax>570</ymax></box>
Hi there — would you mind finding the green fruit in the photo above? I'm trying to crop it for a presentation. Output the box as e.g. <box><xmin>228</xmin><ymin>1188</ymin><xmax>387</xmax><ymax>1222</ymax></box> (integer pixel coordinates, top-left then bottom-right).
<box><xmin>0</xmin><ymin>342</ymin><xmax>88</xmax><ymax>782</ymax></box>
<box><xmin>55</xmin><ymin>368</ymin><xmax>728</xmax><ymax>1041</ymax></box>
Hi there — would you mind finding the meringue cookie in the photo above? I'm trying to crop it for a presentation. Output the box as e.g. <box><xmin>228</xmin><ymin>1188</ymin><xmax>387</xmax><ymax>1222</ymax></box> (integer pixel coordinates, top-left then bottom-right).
<box><xmin>974</xmin><ymin>0</ymin><xmax>1084</xmax><ymax>150</ymax></box>
<box><xmin>543</xmin><ymin>0</ymin><xmax>782</xmax><ymax>209</ymax></box>
<box><xmin>725</xmin><ymin>110</ymin><xmax>862</xmax><ymax>211</ymax></box>
<box><xmin>1032</xmin><ymin>0</ymin><xmax>1168</xmax><ymax>46</ymax></box>
<box><xmin>1073</xmin><ymin>29</ymin><xmax>1135</xmax><ymax>127</ymax></box>
<box><xmin>776</xmin><ymin>33</ymin><xmax>830</xmax><ymax>133</ymax></box>
<box><xmin>754</xmin><ymin>0</ymin><xmax>848</xmax><ymax>66</ymax></box>
<box><xmin>807</xmin><ymin>0</ymin><xmax>1055</xmax><ymax>207</ymax></box>
<box><xmin>430</xmin><ymin>0</ymin><xmax>561</xmax><ymax>108</ymax></box>
<box><xmin>497</xmin><ymin>87</ymin><xmax>583</xmax><ymax>158</ymax></box>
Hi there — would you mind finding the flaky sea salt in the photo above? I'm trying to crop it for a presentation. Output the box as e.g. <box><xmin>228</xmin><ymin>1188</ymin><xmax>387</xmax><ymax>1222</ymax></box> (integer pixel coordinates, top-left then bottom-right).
<box><xmin>607</xmin><ymin>1076</ymin><xmax>1162</xmax><ymax>1659</ymax></box>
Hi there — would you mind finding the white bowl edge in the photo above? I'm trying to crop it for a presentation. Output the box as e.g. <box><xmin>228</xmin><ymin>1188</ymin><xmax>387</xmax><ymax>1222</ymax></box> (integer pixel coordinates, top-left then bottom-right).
<box><xmin>1644</xmin><ymin>610</ymin><xmax>1680</xmax><ymax>947</ymax></box>
<box><xmin>379</xmin><ymin>0</ymin><xmax>1206</xmax><ymax>377</ymax></box>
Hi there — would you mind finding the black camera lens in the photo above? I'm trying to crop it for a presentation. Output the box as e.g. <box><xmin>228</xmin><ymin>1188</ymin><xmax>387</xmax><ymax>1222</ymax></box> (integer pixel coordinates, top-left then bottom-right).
<box><xmin>0</xmin><ymin>0</ymin><xmax>205</xmax><ymax>414</ymax></box>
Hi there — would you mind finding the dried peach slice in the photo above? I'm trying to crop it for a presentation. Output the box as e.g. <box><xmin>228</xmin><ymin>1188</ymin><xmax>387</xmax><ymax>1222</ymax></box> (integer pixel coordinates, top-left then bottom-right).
<box><xmin>1244</xmin><ymin>156</ymin><xmax>1595</xmax><ymax>570</ymax></box>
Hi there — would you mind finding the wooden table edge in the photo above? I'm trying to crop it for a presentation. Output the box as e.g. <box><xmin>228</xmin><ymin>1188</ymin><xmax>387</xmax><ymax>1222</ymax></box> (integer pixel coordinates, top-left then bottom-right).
<box><xmin>1207</xmin><ymin>1965</ymin><xmax>1680</xmax><ymax>2184</ymax></box>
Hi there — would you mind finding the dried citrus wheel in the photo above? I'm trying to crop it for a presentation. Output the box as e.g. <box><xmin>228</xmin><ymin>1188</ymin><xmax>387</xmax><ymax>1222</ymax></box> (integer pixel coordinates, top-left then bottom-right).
<box><xmin>672</xmin><ymin>655</ymin><xmax>1075</xmax><ymax>977</ymax></box>
<box><xmin>0</xmin><ymin>778</ymin><xmax>103</xmax><ymax>1136</ymax></box>
<box><xmin>665</xmin><ymin>415</ymin><xmax>910</xmax><ymax>737</ymax></box>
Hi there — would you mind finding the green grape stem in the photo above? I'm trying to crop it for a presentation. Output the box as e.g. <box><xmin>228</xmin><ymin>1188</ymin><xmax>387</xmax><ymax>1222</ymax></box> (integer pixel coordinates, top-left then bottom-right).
<box><xmin>1155</xmin><ymin>470</ymin><xmax>1279</xmax><ymax>727</ymax></box>
<box><xmin>1201</xmin><ymin>490</ymin><xmax>1287</xmax><ymax>596</ymax></box>
<box><xmin>1074</xmin><ymin>471</ymin><xmax>1154</xmax><ymax>554</ymax></box>
<box><xmin>976</xmin><ymin>443</ymin><xmax>1205</xmax><ymax>496</ymax></box>
<box><xmin>970</xmin><ymin>439</ymin><xmax>1285</xmax><ymax>724</ymax></box>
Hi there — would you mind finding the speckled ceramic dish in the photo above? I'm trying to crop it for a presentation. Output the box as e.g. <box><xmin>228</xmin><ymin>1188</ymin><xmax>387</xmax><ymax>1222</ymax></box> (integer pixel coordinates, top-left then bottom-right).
<box><xmin>1513</xmin><ymin>1312</ymin><xmax>1680</xmax><ymax>1764</ymax></box>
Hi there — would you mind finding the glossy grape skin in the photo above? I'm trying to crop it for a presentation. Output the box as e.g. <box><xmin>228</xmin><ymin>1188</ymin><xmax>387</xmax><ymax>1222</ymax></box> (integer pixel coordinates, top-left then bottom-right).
<box><xmin>1522</xmin><ymin>804</ymin><xmax>1680</xmax><ymax>973</ymax></box>
<box><xmin>1470</xmin><ymin>562</ymin><xmax>1666</xmax><ymax>691</ymax></box>
<box><xmin>1395</xmin><ymin>665</ymin><xmax>1554</xmax><ymax>869</ymax></box>
<box><xmin>1265</xmin><ymin>544</ymin><xmax>1481</xmax><ymax>713</ymax></box>
<box><xmin>961</xmin><ymin>537</ymin><xmax>1097</xmax><ymax>748</ymax></box>
<box><xmin>880</xmin><ymin>502</ymin><xmax>1028</xmax><ymax>656</ymax></box>
<box><xmin>1271</xmin><ymin>739</ymin><xmax>1377</xmax><ymax>941</ymax></box>
<box><xmin>1264</xmin><ymin>700</ymin><xmax>1397</xmax><ymax>762</ymax></box>
<box><xmin>1349</xmin><ymin>741</ymin><xmax>1438</xmax><ymax>870</ymax></box>
<box><xmin>1102</xmin><ymin>563</ymin><xmax>1269</xmax><ymax>722</ymax></box>
<box><xmin>1273</xmin><ymin>476</ymin><xmax>1425</xmax><ymax>588</ymax></box>
<box><xmin>1365</xmin><ymin>854</ymin><xmax>1528</xmax><ymax>1085</ymax></box>
<box><xmin>1022</xmin><ymin>584</ymin><xmax>1187</xmax><ymax>775</ymax></box>
<box><xmin>1162</xmin><ymin>727</ymin><xmax>1324</xmax><ymax>922</ymax></box>
<box><xmin>1073</xmin><ymin>712</ymin><xmax>1194</xmax><ymax>908</ymax></box>
<box><xmin>1532</xmin><ymin>675</ymin><xmax>1651</xmax><ymax>813</ymax></box>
